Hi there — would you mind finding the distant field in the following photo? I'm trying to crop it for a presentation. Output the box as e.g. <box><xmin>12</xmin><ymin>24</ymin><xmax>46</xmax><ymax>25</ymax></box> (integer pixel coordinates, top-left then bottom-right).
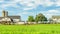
<box><xmin>0</xmin><ymin>24</ymin><xmax>60</xmax><ymax>34</ymax></box>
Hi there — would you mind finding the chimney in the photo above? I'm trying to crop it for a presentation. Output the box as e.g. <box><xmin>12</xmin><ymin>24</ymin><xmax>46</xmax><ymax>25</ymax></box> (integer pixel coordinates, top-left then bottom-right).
<box><xmin>2</xmin><ymin>10</ymin><xmax>5</xmax><ymax>17</ymax></box>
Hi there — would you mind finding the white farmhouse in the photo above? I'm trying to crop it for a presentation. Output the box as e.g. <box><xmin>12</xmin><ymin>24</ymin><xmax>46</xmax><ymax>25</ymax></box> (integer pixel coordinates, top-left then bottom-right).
<box><xmin>51</xmin><ymin>16</ymin><xmax>60</xmax><ymax>23</ymax></box>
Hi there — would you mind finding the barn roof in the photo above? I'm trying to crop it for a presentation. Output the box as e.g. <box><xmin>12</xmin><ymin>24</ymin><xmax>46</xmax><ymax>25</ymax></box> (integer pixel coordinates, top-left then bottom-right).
<box><xmin>0</xmin><ymin>16</ymin><xmax>20</xmax><ymax>20</ymax></box>
<box><xmin>8</xmin><ymin>16</ymin><xmax>20</xmax><ymax>19</ymax></box>
<box><xmin>0</xmin><ymin>17</ymin><xmax>4</xmax><ymax>19</ymax></box>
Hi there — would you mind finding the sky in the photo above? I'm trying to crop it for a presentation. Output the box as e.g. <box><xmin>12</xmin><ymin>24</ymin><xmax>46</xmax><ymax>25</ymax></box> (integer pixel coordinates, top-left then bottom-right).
<box><xmin>0</xmin><ymin>0</ymin><xmax>60</xmax><ymax>21</ymax></box>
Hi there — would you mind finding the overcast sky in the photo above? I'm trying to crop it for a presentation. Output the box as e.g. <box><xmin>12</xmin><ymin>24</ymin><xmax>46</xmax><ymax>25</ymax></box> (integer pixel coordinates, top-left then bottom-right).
<box><xmin>0</xmin><ymin>0</ymin><xmax>60</xmax><ymax>21</ymax></box>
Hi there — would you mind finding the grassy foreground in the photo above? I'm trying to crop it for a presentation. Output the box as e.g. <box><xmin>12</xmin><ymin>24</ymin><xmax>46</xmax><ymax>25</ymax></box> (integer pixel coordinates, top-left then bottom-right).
<box><xmin>0</xmin><ymin>24</ymin><xmax>60</xmax><ymax>34</ymax></box>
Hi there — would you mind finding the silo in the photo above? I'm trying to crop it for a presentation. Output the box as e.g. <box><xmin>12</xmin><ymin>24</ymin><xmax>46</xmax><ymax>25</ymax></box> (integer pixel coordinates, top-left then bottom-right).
<box><xmin>2</xmin><ymin>10</ymin><xmax>5</xmax><ymax>17</ymax></box>
<box><xmin>5</xmin><ymin>11</ymin><xmax>8</xmax><ymax>17</ymax></box>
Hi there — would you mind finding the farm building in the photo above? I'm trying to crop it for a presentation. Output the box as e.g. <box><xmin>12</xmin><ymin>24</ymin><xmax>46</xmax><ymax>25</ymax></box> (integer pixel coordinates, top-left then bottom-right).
<box><xmin>51</xmin><ymin>15</ymin><xmax>60</xmax><ymax>23</ymax></box>
<box><xmin>0</xmin><ymin>10</ymin><xmax>21</xmax><ymax>24</ymax></box>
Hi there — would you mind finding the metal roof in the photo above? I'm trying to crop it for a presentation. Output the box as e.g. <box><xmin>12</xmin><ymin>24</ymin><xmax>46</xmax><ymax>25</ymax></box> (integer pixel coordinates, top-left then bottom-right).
<box><xmin>0</xmin><ymin>16</ymin><xmax>20</xmax><ymax>20</ymax></box>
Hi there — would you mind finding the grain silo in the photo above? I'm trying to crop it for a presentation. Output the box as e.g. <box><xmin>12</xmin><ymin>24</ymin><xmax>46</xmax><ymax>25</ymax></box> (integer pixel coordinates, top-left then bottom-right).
<box><xmin>2</xmin><ymin>10</ymin><xmax>5</xmax><ymax>17</ymax></box>
<box><xmin>5</xmin><ymin>11</ymin><xmax>8</xmax><ymax>17</ymax></box>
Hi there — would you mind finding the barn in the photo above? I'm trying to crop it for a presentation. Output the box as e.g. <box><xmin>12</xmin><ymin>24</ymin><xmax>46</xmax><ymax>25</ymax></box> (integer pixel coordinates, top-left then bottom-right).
<box><xmin>0</xmin><ymin>10</ymin><xmax>21</xmax><ymax>24</ymax></box>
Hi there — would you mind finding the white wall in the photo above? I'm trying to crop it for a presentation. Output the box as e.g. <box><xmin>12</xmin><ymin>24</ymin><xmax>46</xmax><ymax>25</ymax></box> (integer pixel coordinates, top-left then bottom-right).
<box><xmin>52</xmin><ymin>18</ymin><xmax>60</xmax><ymax>22</ymax></box>
<box><xmin>13</xmin><ymin>19</ymin><xmax>20</xmax><ymax>22</ymax></box>
<box><xmin>15</xmin><ymin>22</ymin><xmax>25</xmax><ymax>24</ymax></box>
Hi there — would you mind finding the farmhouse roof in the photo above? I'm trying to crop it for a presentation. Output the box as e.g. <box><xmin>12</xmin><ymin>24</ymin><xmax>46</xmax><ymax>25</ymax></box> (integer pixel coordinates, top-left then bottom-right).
<box><xmin>52</xmin><ymin>15</ymin><xmax>60</xmax><ymax>19</ymax></box>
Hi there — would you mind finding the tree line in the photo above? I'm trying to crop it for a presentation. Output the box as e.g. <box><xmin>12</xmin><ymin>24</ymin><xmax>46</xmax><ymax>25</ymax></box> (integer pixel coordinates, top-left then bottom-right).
<box><xmin>27</xmin><ymin>13</ymin><xmax>47</xmax><ymax>24</ymax></box>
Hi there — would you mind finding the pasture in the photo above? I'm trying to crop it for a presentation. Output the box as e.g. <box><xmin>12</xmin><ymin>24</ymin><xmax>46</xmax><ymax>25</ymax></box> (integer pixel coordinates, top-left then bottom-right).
<box><xmin>0</xmin><ymin>24</ymin><xmax>60</xmax><ymax>34</ymax></box>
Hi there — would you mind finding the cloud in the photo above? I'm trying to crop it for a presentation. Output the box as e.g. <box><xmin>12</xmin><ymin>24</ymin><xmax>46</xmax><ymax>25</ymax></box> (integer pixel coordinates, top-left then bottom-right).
<box><xmin>39</xmin><ymin>10</ymin><xmax>60</xmax><ymax>19</ymax></box>
<box><xmin>17</xmin><ymin>11</ymin><xmax>34</xmax><ymax>16</ymax></box>
<box><xmin>22</xmin><ymin>12</ymin><xmax>34</xmax><ymax>15</ymax></box>
<box><xmin>14</xmin><ymin>0</ymin><xmax>60</xmax><ymax>10</ymax></box>
<box><xmin>0</xmin><ymin>0</ymin><xmax>60</xmax><ymax>10</ymax></box>
<box><xmin>48</xmin><ymin>10</ymin><xmax>59</xmax><ymax>13</ymax></box>
<box><xmin>0</xmin><ymin>0</ymin><xmax>53</xmax><ymax>10</ymax></box>
<box><xmin>0</xmin><ymin>0</ymin><xmax>4</xmax><ymax>2</ymax></box>
<box><xmin>46</xmin><ymin>10</ymin><xmax>60</xmax><ymax>18</ymax></box>
<box><xmin>23</xmin><ymin>8</ymin><xmax>33</xmax><ymax>10</ymax></box>
<box><xmin>18</xmin><ymin>0</ymin><xmax>55</xmax><ymax>6</ymax></box>
<box><xmin>55</xmin><ymin>0</ymin><xmax>60</xmax><ymax>6</ymax></box>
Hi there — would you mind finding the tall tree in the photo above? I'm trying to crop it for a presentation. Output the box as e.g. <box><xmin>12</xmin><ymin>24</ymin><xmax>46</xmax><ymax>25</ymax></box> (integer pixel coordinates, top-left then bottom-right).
<box><xmin>35</xmin><ymin>13</ymin><xmax>47</xmax><ymax>23</ymax></box>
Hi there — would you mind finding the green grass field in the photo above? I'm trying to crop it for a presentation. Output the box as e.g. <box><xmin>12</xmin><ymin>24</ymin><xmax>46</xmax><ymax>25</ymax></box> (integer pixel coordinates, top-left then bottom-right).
<box><xmin>0</xmin><ymin>24</ymin><xmax>60</xmax><ymax>34</ymax></box>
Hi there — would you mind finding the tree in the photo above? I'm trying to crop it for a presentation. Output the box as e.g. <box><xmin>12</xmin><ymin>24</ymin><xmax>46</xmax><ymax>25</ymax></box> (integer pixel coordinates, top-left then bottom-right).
<box><xmin>27</xmin><ymin>16</ymin><xmax>34</xmax><ymax>22</ymax></box>
<box><xmin>35</xmin><ymin>13</ymin><xmax>47</xmax><ymax>23</ymax></box>
<box><xmin>27</xmin><ymin>16</ymin><xmax>35</xmax><ymax>24</ymax></box>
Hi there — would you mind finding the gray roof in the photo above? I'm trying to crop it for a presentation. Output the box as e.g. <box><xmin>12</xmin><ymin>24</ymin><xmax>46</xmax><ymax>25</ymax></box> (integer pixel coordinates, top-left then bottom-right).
<box><xmin>52</xmin><ymin>16</ymin><xmax>60</xmax><ymax>19</ymax></box>
<box><xmin>0</xmin><ymin>17</ymin><xmax>4</xmax><ymax>19</ymax></box>
<box><xmin>0</xmin><ymin>16</ymin><xmax>20</xmax><ymax>20</ymax></box>
<box><xmin>8</xmin><ymin>16</ymin><xmax>20</xmax><ymax>19</ymax></box>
